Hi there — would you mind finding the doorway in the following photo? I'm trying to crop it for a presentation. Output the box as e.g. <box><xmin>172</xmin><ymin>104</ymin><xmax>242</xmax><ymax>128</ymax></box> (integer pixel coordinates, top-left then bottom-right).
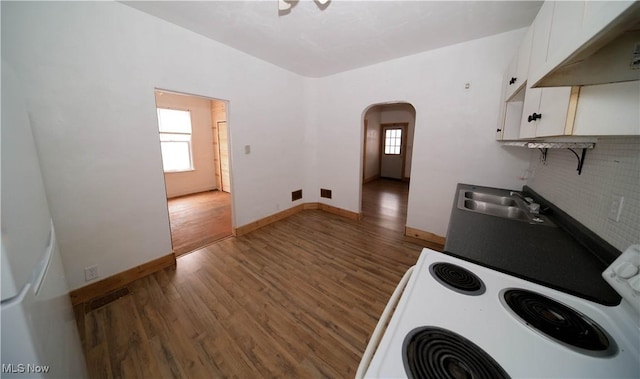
<box><xmin>380</xmin><ymin>123</ymin><xmax>408</xmax><ymax>180</ymax></box>
<box><xmin>361</xmin><ymin>103</ymin><xmax>416</xmax><ymax>232</ymax></box>
<box><xmin>154</xmin><ymin>89</ymin><xmax>233</xmax><ymax>256</ymax></box>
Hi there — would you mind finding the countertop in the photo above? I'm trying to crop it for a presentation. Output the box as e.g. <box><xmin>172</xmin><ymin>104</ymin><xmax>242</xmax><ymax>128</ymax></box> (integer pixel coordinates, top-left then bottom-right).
<box><xmin>443</xmin><ymin>183</ymin><xmax>621</xmax><ymax>306</ymax></box>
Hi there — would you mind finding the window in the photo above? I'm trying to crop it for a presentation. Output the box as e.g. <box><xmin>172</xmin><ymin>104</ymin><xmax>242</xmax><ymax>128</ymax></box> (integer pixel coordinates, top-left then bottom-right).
<box><xmin>157</xmin><ymin>108</ymin><xmax>193</xmax><ymax>172</ymax></box>
<box><xmin>384</xmin><ymin>128</ymin><xmax>402</xmax><ymax>155</ymax></box>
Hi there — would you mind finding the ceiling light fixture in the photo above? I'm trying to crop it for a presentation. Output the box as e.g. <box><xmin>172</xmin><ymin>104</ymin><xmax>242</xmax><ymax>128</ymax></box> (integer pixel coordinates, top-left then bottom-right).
<box><xmin>278</xmin><ymin>0</ymin><xmax>330</xmax><ymax>12</ymax></box>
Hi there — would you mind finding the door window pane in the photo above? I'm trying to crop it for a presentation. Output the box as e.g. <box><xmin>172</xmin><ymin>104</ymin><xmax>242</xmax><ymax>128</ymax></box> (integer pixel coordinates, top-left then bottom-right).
<box><xmin>384</xmin><ymin>128</ymin><xmax>402</xmax><ymax>155</ymax></box>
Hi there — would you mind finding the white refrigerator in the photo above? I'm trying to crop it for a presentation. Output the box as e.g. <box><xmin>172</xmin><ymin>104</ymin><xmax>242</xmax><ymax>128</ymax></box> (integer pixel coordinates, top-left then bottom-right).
<box><xmin>1</xmin><ymin>62</ymin><xmax>88</xmax><ymax>378</ymax></box>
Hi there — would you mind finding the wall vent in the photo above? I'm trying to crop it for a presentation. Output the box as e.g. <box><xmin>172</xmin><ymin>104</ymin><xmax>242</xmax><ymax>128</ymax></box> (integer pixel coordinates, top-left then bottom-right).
<box><xmin>292</xmin><ymin>189</ymin><xmax>303</xmax><ymax>201</ymax></box>
<box><xmin>320</xmin><ymin>188</ymin><xmax>332</xmax><ymax>199</ymax></box>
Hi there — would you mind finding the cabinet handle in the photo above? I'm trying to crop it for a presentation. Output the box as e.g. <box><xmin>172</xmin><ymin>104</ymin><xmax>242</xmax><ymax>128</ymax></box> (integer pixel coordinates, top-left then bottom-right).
<box><xmin>509</xmin><ymin>77</ymin><xmax>517</xmax><ymax>85</ymax></box>
<box><xmin>497</xmin><ymin>129</ymin><xmax>502</xmax><ymax>132</ymax></box>
<box><xmin>527</xmin><ymin>113</ymin><xmax>542</xmax><ymax>122</ymax></box>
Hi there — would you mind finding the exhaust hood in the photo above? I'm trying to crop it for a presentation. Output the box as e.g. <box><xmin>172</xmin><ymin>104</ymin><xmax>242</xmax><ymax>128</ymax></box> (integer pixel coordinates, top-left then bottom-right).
<box><xmin>532</xmin><ymin>2</ymin><xmax>640</xmax><ymax>88</ymax></box>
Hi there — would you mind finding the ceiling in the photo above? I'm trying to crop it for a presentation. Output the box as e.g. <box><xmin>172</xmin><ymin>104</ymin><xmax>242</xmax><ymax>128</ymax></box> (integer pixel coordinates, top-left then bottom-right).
<box><xmin>122</xmin><ymin>0</ymin><xmax>543</xmax><ymax>78</ymax></box>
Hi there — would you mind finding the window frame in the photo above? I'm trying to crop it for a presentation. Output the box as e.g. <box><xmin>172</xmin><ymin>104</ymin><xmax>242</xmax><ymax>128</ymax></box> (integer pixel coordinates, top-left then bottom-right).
<box><xmin>383</xmin><ymin>127</ymin><xmax>403</xmax><ymax>156</ymax></box>
<box><xmin>156</xmin><ymin>108</ymin><xmax>194</xmax><ymax>173</ymax></box>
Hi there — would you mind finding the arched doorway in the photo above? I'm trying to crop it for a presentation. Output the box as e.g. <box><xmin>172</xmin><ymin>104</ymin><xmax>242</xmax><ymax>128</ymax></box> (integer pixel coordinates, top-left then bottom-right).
<box><xmin>360</xmin><ymin>102</ymin><xmax>416</xmax><ymax>232</ymax></box>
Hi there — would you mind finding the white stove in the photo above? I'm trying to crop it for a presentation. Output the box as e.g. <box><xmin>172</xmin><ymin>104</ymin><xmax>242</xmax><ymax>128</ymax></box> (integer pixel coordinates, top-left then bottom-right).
<box><xmin>357</xmin><ymin>246</ymin><xmax>640</xmax><ymax>378</ymax></box>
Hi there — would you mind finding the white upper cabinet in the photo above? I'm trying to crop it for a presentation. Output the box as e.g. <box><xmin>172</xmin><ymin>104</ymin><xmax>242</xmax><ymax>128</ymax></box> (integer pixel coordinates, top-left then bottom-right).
<box><xmin>497</xmin><ymin>26</ymin><xmax>533</xmax><ymax>140</ymax></box>
<box><xmin>504</xmin><ymin>27</ymin><xmax>533</xmax><ymax>101</ymax></box>
<box><xmin>519</xmin><ymin>2</ymin><xmax>573</xmax><ymax>139</ymax></box>
<box><xmin>533</xmin><ymin>1</ymin><xmax>640</xmax><ymax>87</ymax></box>
<box><xmin>498</xmin><ymin>0</ymin><xmax>639</xmax><ymax>140</ymax></box>
<box><xmin>546</xmin><ymin>1</ymin><xmax>585</xmax><ymax>64</ymax></box>
<box><xmin>528</xmin><ymin>2</ymin><xmax>553</xmax><ymax>76</ymax></box>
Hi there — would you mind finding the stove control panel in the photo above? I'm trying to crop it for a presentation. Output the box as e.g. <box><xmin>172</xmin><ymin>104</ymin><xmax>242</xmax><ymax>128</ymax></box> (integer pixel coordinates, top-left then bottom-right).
<box><xmin>603</xmin><ymin>245</ymin><xmax>640</xmax><ymax>315</ymax></box>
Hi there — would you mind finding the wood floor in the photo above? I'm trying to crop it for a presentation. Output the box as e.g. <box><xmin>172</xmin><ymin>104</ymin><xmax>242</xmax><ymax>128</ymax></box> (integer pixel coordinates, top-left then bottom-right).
<box><xmin>167</xmin><ymin>190</ymin><xmax>232</xmax><ymax>256</ymax></box>
<box><xmin>361</xmin><ymin>178</ymin><xmax>409</xmax><ymax>233</ymax></box>
<box><xmin>75</xmin><ymin>179</ymin><xmax>440</xmax><ymax>378</ymax></box>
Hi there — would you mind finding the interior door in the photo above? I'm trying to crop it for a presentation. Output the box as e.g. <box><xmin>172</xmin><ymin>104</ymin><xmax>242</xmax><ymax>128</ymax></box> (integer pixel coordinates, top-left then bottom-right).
<box><xmin>217</xmin><ymin>121</ymin><xmax>231</xmax><ymax>193</ymax></box>
<box><xmin>380</xmin><ymin>125</ymin><xmax>405</xmax><ymax>180</ymax></box>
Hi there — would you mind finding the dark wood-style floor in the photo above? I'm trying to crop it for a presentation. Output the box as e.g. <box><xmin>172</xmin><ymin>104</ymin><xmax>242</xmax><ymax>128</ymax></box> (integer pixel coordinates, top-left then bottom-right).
<box><xmin>75</xmin><ymin>179</ymin><xmax>440</xmax><ymax>378</ymax></box>
<box><xmin>361</xmin><ymin>178</ymin><xmax>409</xmax><ymax>233</ymax></box>
<box><xmin>167</xmin><ymin>190</ymin><xmax>232</xmax><ymax>256</ymax></box>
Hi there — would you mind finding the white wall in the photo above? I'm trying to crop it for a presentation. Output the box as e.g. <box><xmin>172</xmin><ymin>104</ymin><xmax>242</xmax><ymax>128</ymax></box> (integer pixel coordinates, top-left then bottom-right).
<box><xmin>363</xmin><ymin>108</ymin><xmax>381</xmax><ymax>181</ymax></box>
<box><xmin>526</xmin><ymin>137</ymin><xmax>640</xmax><ymax>251</ymax></box>
<box><xmin>311</xmin><ymin>29</ymin><xmax>532</xmax><ymax>238</ymax></box>
<box><xmin>1</xmin><ymin>2</ymin><xmax>308</xmax><ymax>289</ymax></box>
<box><xmin>155</xmin><ymin>92</ymin><xmax>218</xmax><ymax>198</ymax></box>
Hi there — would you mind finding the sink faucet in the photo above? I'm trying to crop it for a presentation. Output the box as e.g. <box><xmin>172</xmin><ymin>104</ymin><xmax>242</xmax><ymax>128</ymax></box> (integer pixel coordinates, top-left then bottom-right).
<box><xmin>510</xmin><ymin>191</ymin><xmax>533</xmax><ymax>204</ymax></box>
<box><xmin>510</xmin><ymin>192</ymin><xmax>540</xmax><ymax>214</ymax></box>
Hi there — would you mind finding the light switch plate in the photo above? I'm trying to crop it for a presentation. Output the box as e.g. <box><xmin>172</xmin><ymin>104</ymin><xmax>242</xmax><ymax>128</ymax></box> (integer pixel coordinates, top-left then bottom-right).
<box><xmin>608</xmin><ymin>195</ymin><xmax>624</xmax><ymax>222</ymax></box>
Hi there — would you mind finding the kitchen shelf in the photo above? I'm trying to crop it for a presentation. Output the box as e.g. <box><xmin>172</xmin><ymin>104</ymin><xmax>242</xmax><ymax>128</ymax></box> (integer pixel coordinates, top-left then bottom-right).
<box><xmin>502</xmin><ymin>140</ymin><xmax>595</xmax><ymax>175</ymax></box>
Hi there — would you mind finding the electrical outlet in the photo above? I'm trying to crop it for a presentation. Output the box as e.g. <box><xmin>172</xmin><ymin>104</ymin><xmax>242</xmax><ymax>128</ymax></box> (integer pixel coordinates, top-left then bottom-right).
<box><xmin>84</xmin><ymin>265</ymin><xmax>99</xmax><ymax>281</ymax></box>
<box><xmin>608</xmin><ymin>195</ymin><xmax>624</xmax><ymax>222</ymax></box>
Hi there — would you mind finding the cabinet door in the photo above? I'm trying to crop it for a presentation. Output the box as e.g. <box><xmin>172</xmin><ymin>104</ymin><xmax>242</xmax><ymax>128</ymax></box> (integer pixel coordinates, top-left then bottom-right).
<box><xmin>499</xmin><ymin>26</ymin><xmax>535</xmax><ymax>139</ymax></box>
<box><xmin>496</xmin><ymin>68</ymin><xmax>509</xmax><ymax>140</ymax></box>
<box><xmin>503</xmin><ymin>56</ymin><xmax>519</xmax><ymax>102</ymax></box>
<box><xmin>519</xmin><ymin>3</ymin><xmax>552</xmax><ymax>139</ymax></box>
<box><xmin>513</xmin><ymin>26</ymin><xmax>533</xmax><ymax>91</ymax></box>
<box><xmin>519</xmin><ymin>87</ymin><xmax>541</xmax><ymax>139</ymax></box>
<box><xmin>535</xmin><ymin>87</ymin><xmax>572</xmax><ymax>137</ymax></box>
<box><xmin>504</xmin><ymin>26</ymin><xmax>533</xmax><ymax>100</ymax></box>
<box><xmin>547</xmin><ymin>1</ymin><xmax>585</xmax><ymax>65</ymax></box>
<box><xmin>519</xmin><ymin>87</ymin><xmax>573</xmax><ymax>138</ymax></box>
<box><xmin>527</xmin><ymin>1</ymin><xmax>554</xmax><ymax>78</ymax></box>
<box><xmin>520</xmin><ymin>1</ymin><xmax>575</xmax><ymax>139</ymax></box>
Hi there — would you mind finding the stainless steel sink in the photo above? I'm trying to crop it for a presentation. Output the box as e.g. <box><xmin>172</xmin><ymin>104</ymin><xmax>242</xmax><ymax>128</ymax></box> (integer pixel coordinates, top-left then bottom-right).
<box><xmin>462</xmin><ymin>191</ymin><xmax>518</xmax><ymax>206</ymax></box>
<box><xmin>462</xmin><ymin>199</ymin><xmax>530</xmax><ymax>221</ymax></box>
<box><xmin>458</xmin><ymin>190</ymin><xmax>555</xmax><ymax>226</ymax></box>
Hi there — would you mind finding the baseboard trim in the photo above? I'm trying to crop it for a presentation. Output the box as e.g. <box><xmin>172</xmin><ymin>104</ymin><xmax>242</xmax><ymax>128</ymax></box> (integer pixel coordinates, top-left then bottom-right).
<box><xmin>405</xmin><ymin>226</ymin><xmax>446</xmax><ymax>248</ymax></box>
<box><xmin>69</xmin><ymin>253</ymin><xmax>176</xmax><ymax>306</ymax></box>
<box><xmin>363</xmin><ymin>174</ymin><xmax>380</xmax><ymax>184</ymax></box>
<box><xmin>235</xmin><ymin>202</ymin><xmax>360</xmax><ymax>236</ymax></box>
<box><xmin>166</xmin><ymin>186</ymin><xmax>219</xmax><ymax>199</ymax></box>
<box><xmin>235</xmin><ymin>204</ymin><xmax>306</xmax><ymax>236</ymax></box>
<box><xmin>318</xmin><ymin>203</ymin><xmax>360</xmax><ymax>220</ymax></box>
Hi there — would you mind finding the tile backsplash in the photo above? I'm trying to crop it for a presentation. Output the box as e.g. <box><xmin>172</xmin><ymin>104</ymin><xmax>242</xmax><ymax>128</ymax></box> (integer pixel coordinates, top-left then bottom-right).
<box><xmin>526</xmin><ymin>137</ymin><xmax>640</xmax><ymax>252</ymax></box>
